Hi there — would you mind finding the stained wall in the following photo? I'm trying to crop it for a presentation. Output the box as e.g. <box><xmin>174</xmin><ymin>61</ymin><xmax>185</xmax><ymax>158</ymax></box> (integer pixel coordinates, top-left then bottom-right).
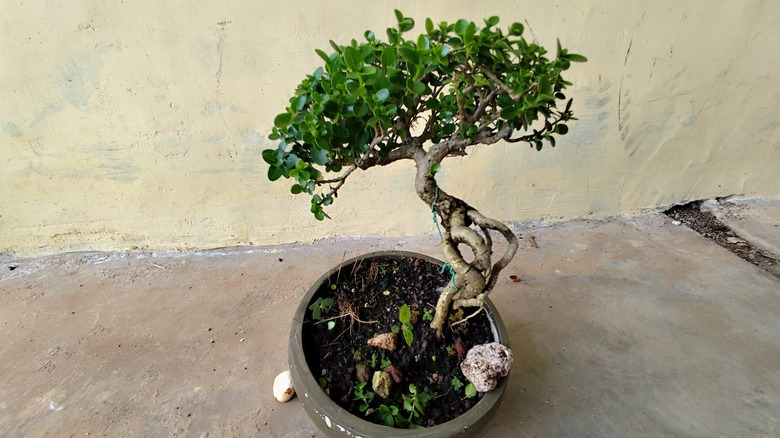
<box><xmin>2</xmin><ymin>1</ymin><xmax>778</xmax><ymax>255</ymax></box>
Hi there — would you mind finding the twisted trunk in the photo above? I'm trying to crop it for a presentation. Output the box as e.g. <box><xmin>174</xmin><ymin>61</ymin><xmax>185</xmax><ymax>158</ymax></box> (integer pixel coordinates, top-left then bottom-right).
<box><xmin>413</xmin><ymin>149</ymin><xmax>519</xmax><ymax>338</ymax></box>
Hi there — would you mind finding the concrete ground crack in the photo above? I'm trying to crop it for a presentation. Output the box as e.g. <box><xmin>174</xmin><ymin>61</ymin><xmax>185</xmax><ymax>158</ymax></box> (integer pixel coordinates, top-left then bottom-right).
<box><xmin>665</xmin><ymin>200</ymin><xmax>780</xmax><ymax>279</ymax></box>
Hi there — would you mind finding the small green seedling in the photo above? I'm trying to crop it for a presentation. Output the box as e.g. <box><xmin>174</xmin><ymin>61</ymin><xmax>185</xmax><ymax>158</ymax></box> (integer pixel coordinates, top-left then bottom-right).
<box><xmin>353</xmin><ymin>381</ymin><xmax>375</xmax><ymax>412</ymax></box>
<box><xmin>375</xmin><ymin>404</ymin><xmax>399</xmax><ymax>427</ymax></box>
<box><xmin>451</xmin><ymin>376</ymin><xmax>464</xmax><ymax>391</ymax></box>
<box><xmin>309</xmin><ymin>297</ymin><xmax>334</xmax><ymax>320</ymax></box>
<box><xmin>422</xmin><ymin>308</ymin><xmax>434</xmax><ymax>322</ymax></box>
<box><xmin>318</xmin><ymin>377</ymin><xmax>330</xmax><ymax>396</ymax></box>
<box><xmin>398</xmin><ymin>304</ymin><xmax>413</xmax><ymax>346</ymax></box>
<box><xmin>402</xmin><ymin>383</ymin><xmax>435</xmax><ymax>425</ymax></box>
<box><xmin>327</xmin><ymin>321</ymin><xmax>336</xmax><ymax>330</ymax></box>
<box><xmin>381</xmin><ymin>358</ymin><xmax>392</xmax><ymax>369</ymax></box>
<box><xmin>464</xmin><ymin>383</ymin><xmax>477</xmax><ymax>398</ymax></box>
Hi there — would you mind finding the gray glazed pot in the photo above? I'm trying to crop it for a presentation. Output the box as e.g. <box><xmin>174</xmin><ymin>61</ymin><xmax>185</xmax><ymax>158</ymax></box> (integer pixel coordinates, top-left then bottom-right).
<box><xmin>289</xmin><ymin>250</ymin><xmax>509</xmax><ymax>437</ymax></box>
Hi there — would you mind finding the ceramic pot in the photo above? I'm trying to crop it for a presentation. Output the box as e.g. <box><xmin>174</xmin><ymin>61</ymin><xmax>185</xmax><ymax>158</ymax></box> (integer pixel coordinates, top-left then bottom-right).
<box><xmin>289</xmin><ymin>250</ymin><xmax>509</xmax><ymax>437</ymax></box>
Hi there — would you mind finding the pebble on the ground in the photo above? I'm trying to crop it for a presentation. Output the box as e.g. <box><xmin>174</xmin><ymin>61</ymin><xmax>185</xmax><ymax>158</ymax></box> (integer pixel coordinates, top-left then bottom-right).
<box><xmin>273</xmin><ymin>370</ymin><xmax>295</xmax><ymax>402</ymax></box>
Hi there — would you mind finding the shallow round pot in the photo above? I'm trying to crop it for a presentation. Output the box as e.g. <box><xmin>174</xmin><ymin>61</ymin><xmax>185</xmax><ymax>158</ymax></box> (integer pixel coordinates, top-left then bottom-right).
<box><xmin>289</xmin><ymin>250</ymin><xmax>510</xmax><ymax>437</ymax></box>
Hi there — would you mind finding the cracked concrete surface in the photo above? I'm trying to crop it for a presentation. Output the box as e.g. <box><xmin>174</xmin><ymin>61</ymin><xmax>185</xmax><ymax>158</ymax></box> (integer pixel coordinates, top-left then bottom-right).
<box><xmin>703</xmin><ymin>197</ymin><xmax>780</xmax><ymax>257</ymax></box>
<box><xmin>1</xmin><ymin>212</ymin><xmax>778</xmax><ymax>437</ymax></box>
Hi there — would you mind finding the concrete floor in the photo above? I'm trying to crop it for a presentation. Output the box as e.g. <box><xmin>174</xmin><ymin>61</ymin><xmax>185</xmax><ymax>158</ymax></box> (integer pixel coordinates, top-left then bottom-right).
<box><xmin>1</xmin><ymin>205</ymin><xmax>779</xmax><ymax>437</ymax></box>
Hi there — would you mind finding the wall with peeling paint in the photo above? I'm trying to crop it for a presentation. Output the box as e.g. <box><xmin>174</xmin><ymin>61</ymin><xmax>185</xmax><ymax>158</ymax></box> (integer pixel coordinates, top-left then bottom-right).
<box><xmin>1</xmin><ymin>1</ymin><xmax>779</xmax><ymax>256</ymax></box>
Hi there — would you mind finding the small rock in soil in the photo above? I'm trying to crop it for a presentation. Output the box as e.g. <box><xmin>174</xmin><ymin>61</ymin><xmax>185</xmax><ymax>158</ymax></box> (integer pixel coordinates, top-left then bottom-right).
<box><xmin>449</xmin><ymin>339</ymin><xmax>467</xmax><ymax>359</ymax></box>
<box><xmin>461</xmin><ymin>343</ymin><xmax>513</xmax><ymax>393</ymax></box>
<box><xmin>372</xmin><ymin>371</ymin><xmax>392</xmax><ymax>399</ymax></box>
<box><xmin>384</xmin><ymin>364</ymin><xmax>403</xmax><ymax>383</ymax></box>
<box><xmin>355</xmin><ymin>363</ymin><xmax>372</xmax><ymax>383</ymax></box>
<box><xmin>367</xmin><ymin>332</ymin><xmax>397</xmax><ymax>351</ymax></box>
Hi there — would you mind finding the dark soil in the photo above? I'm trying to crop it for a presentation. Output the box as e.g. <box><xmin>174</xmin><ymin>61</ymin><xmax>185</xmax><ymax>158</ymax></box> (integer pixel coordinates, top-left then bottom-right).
<box><xmin>301</xmin><ymin>255</ymin><xmax>495</xmax><ymax>429</ymax></box>
<box><xmin>666</xmin><ymin>201</ymin><xmax>780</xmax><ymax>278</ymax></box>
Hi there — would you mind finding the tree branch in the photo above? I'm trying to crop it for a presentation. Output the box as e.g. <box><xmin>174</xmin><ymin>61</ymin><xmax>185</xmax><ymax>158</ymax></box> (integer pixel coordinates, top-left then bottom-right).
<box><xmin>478</xmin><ymin>65</ymin><xmax>537</xmax><ymax>100</ymax></box>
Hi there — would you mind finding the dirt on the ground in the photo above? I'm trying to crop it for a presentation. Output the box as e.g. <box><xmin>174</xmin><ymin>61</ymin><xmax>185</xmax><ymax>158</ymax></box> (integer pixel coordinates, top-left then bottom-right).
<box><xmin>666</xmin><ymin>201</ymin><xmax>780</xmax><ymax>278</ymax></box>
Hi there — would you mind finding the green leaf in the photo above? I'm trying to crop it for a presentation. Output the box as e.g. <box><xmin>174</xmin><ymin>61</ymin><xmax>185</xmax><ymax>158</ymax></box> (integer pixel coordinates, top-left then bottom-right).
<box><xmin>485</xmin><ymin>16</ymin><xmax>500</xmax><ymax>27</ymax></box>
<box><xmin>386</xmin><ymin>27</ymin><xmax>399</xmax><ymax>44</ymax></box>
<box><xmin>398</xmin><ymin>46</ymin><xmax>419</xmax><ymax>65</ymax></box>
<box><xmin>454</xmin><ymin>19</ymin><xmax>469</xmax><ymax>35</ymax></box>
<box><xmin>566</xmin><ymin>53</ymin><xmax>588</xmax><ymax>62</ymax></box>
<box><xmin>425</xmin><ymin>17</ymin><xmax>434</xmax><ymax>34</ymax></box>
<box><xmin>464</xmin><ymin>22</ymin><xmax>476</xmax><ymax>44</ymax></box>
<box><xmin>407</xmin><ymin>80</ymin><xmax>426</xmax><ymax>95</ymax></box>
<box><xmin>375</xmin><ymin>88</ymin><xmax>390</xmax><ymax>103</ymax></box>
<box><xmin>394</xmin><ymin>9</ymin><xmax>404</xmax><ymax>23</ymax></box>
<box><xmin>381</xmin><ymin>47</ymin><xmax>397</xmax><ymax>68</ymax></box>
<box><xmin>509</xmin><ymin>22</ymin><xmax>524</xmax><ymax>36</ymax></box>
<box><xmin>294</xmin><ymin>95</ymin><xmax>307</xmax><ymax>111</ymax></box>
<box><xmin>327</xmin><ymin>321</ymin><xmax>335</xmax><ymax>330</ymax></box>
<box><xmin>343</xmin><ymin>46</ymin><xmax>361</xmax><ymax>71</ymax></box>
<box><xmin>353</xmin><ymin>102</ymin><xmax>369</xmax><ymax>117</ymax></box>
<box><xmin>428</xmin><ymin>162</ymin><xmax>441</xmax><ymax>176</ymax></box>
<box><xmin>311</xmin><ymin>147</ymin><xmax>327</xmax><ymax>165</ymax></box>
<box><xmin>315</xmin><ymin>49</ymin><xmax>330</xmax><ymax>63</ymax></box>
<box><xmin>417</xmin><ymin>34</ymin><xmax>430</xmax><ymax>50</ymax></box>
<box><xmin>399</xmin><ymin>18</ymin><xmax>415</xmax><ymax>32</ymax></box>
<box><xmin>310</xmin><ymin>305</ymin><xmax>322</xmax><ymax>320</ymax></box>
<box><xmin>262</xmin><ymin>149</ymin><xmax>279</xmax><ymax>165</ymax></box>
<box><xmin>539</xmin><ymin>75</ymin><xmax>552</xmax><ymax>95</ymax></box>
<box><xmin>267</xmin><ymin>165</ymin><xmax>283</xmax><ymax>181</ymax></box>
<box><xmin>290</xmin><ymin>184</ymin><xmax>303</xmax><ymax>194</ymax></box>
<box><xmin>402</xmin><ymin>328</ymin><xmax>413</xmax><ymax>347</ymax></box>
<box><xmin>465</xmin><ymin>383</ymin><xmax>477</xmax><ymax>398</ymax></box>
<box><xmin>329</xmin><ymin>39</ymin><xmax>341</xmax><ymax>54</ymax></box>
<box><xmin>557</xmin><ymin>123</ymin><xmax>569</xmax><ymax>135</ymax></box>
<box><xmin>314</xmin><ymin>210</ymin><xmax>325</xmax><ymax>221</ymax></box>
<box><xmin>273</xmin><ymin>113</ymin><xmax>292</xmax><ymax>129</ymax></box>
<box><xmin>399</xmin><ymin>304</ymin><xmax>411</xmax><ymax>323</ymax></box>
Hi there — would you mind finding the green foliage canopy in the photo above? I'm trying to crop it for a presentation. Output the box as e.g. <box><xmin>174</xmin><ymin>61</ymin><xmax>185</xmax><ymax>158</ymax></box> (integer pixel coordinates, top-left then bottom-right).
<box><xmin>265</xmin><ymin>11</ymin><xmax>585</xmax><ymax>220</ymax></box>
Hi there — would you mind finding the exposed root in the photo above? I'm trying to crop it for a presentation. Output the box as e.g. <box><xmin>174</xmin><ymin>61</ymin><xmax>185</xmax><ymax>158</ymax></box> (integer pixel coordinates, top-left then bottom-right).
<box><xmin>450</xmin><ymin>306</ymin><xmax>484</xmax><ymax>327</ymax></box>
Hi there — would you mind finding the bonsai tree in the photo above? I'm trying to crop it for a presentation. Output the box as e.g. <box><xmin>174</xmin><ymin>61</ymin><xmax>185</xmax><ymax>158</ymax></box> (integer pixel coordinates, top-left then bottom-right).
<box><xmin>265</xmin><ymin>11</ymin><xmax>585</xmax><ymax>338</ymax></box>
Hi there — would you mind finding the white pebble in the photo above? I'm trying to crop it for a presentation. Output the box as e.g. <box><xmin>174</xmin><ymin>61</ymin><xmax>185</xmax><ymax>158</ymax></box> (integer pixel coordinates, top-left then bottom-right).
<box><xmin>671</xmin><ymin>220</ymin><xmax>682</xmax><ymax>226</ymax></box>
<box><xmin>273</xmin><ymin>370</ymin><xmax>295</xmax><ymax>402</ymax></box>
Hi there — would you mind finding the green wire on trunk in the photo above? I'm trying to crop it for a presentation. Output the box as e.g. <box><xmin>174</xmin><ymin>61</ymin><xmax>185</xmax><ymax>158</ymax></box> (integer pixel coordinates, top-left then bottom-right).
<box><xmin>431</xmin><ymin>186</ymin><xmax>458</xmax><ymax>290</ymax></box>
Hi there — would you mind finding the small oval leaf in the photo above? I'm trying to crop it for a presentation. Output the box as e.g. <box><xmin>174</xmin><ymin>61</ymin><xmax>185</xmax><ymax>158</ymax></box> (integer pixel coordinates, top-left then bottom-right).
<box><xmin>273</xmin><ymin>113</ymin><xmax>292</xmax><ymax>129</ymax></box>
<box><xmin>376</xmin><ymin>88</ymin><xmax>390</xmax><ymax>103</ymax></box>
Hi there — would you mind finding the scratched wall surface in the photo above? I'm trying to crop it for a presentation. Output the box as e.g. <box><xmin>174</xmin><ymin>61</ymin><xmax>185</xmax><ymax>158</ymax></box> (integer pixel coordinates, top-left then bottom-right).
<box><xmin>1</xmin><ymin>1</ymin><xmax>779</xmax><ymax>256</ymax></box>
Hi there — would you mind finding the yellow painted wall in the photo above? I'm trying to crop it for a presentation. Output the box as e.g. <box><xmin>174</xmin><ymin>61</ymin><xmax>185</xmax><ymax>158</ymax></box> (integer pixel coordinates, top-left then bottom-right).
<box><xmin>2</xmin><ymin>1</ymin><xmax>779</xmax><ymax>256</ymax></box>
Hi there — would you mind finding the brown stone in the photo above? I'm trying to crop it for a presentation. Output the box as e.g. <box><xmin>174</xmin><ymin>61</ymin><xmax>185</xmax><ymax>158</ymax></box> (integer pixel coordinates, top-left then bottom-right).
<box><xmin>367</xmin><ymin>332</ymin><xmax>397</xmax><ymax>351</ymax></box>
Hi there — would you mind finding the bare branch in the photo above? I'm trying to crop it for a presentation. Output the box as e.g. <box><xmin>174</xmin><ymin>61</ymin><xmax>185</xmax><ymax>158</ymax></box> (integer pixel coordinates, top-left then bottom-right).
<box><xmin>466</xmin><ymin>88</ymin><xmax>499</xmax><ymax>124</ymax></box>
<box><xmin>479</xmin><ymin>66</ymin><xmax>537</xmax><ymax>100</ymax></box>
